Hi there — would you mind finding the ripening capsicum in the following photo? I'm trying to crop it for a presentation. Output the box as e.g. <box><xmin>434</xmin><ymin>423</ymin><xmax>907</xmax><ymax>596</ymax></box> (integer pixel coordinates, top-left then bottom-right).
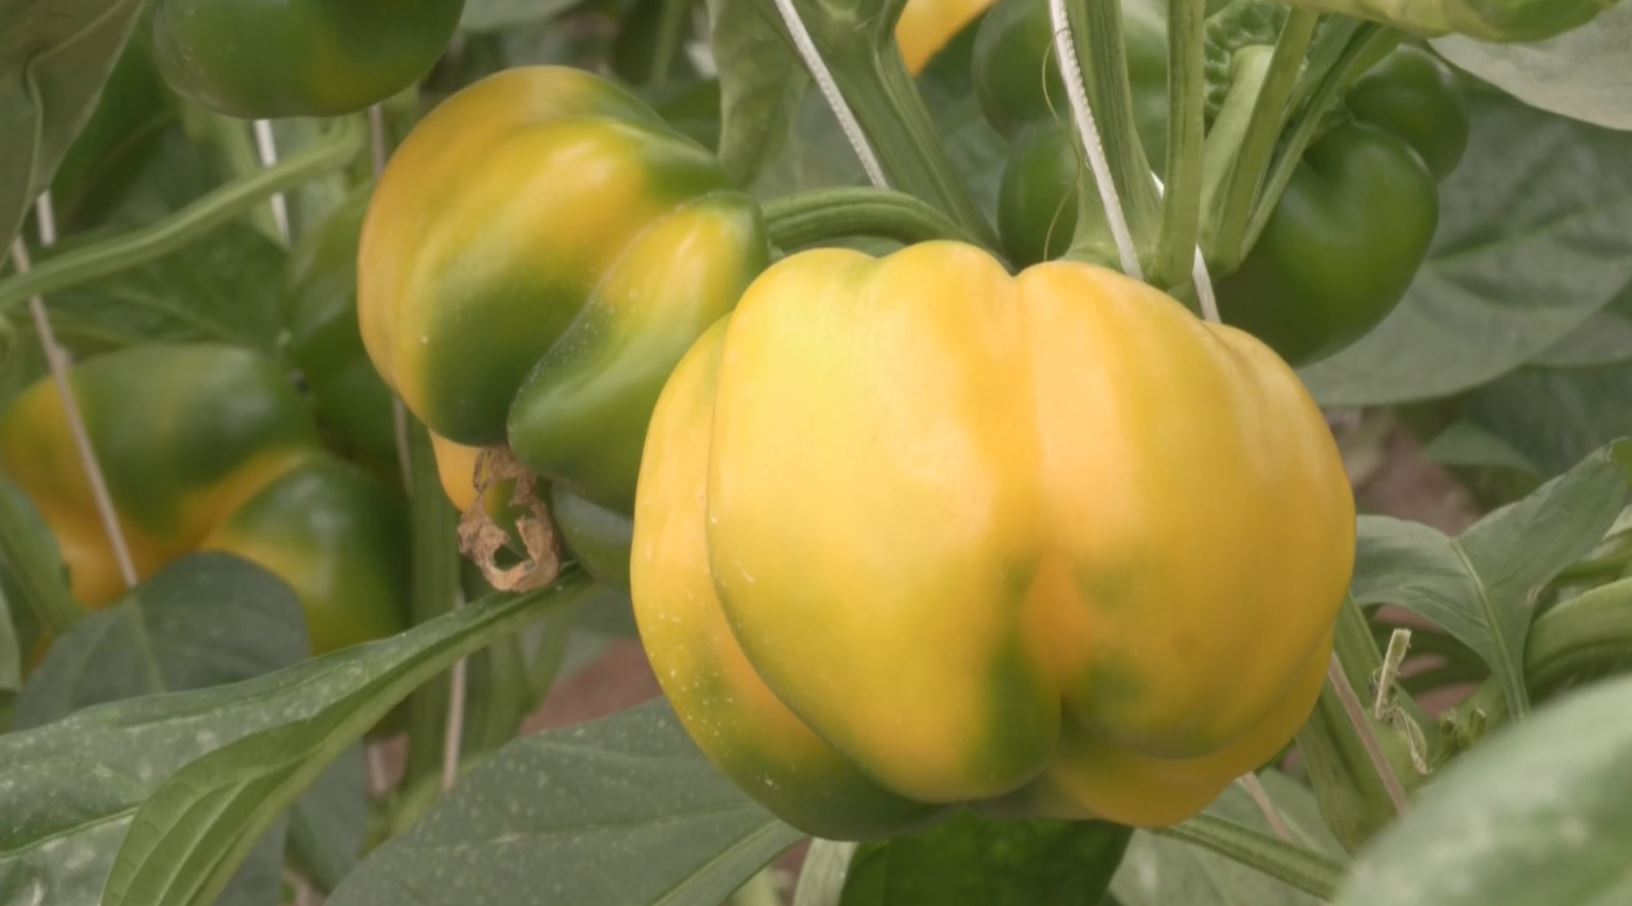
<box><xmin>896</xmin><ymin>0</ymin><xmax>999</xmax><ymax>73</ymax></box>
<box><xmin>358</xmin><ymin>66</ymin><xmax>769</xmax><ymax>520</ymax></box>
<box><xmin>150</xmin><ymin>0</ymin><xmax>465</xmax><ymax>117</ymax></box>
<box><xmin>0</xmin><ymin>344</ymin><xmax>408</xmax><ymax>654</ymax></box>
<box><xmin>632</xmin><ymin>242</ymin><xmax>1356</xmax><ymax>839</ymax></box>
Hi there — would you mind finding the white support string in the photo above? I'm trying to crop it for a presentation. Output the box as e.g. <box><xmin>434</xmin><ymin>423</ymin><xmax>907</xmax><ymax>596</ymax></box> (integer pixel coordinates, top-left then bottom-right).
<box><xmin>768</xmin><ymin>0</ymin><xmax>890</xmax><ymax>190</ymax></box>
<box><xmin>252</xmin><ymin>119</ymin><xmax>291</xmax><ymax>244</ymax></box>
<box><xmin>1047</xmin><ymin>0</ymin><xmax>1142</xmax><ymax>282</ymax></box>
<box><xmin>1047</xmin><ymin>4</ymin><xmax>1220</xmax><ymax>319</ymax></box>
<box><xmin>11</xmin><ymin>195</ymin><xmax>140</xmax><ymax>590</ymax></box>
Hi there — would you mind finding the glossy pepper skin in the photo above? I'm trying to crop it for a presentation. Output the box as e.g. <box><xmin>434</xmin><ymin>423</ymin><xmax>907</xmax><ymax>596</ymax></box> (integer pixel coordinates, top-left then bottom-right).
<box><xmin>358</xmin><ymin>66</ymin><xmax>769</xmax><ymax>517</ymax></box>
<box><xmin>632</xmin><ymin>242</ymin><xmax>1356</xmax><ymax>840</ymax></box>
<box><xmin>1215</xmin><ymin>46</ymin><xmax>1466</xmax><ymax>365</ymax></box>
<box><xmin>897</xmin><ymin>0</ymin><xmax>998</xmax><ymax>73</ymax></box>
<box><xmin>0</xmin><ymin>345</ymin><xmax>408</xmax><ymax>654</ymax></box>
<box><xmin>150</xmin><ymin>0</ymin><xmax>464</xmax><ymax>118</ymax></box>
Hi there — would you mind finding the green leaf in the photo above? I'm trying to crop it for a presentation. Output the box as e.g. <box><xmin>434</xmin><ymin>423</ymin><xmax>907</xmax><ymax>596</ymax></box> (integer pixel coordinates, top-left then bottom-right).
<box><xmin>460</xmin><ymin>0</ymin><xmax>585</xmax><ymax>32</ymax></box>
<box><xmin>1434</xmin><ymin>2</ymin><xmax>1632</xmax><ymax>131</ymax></box>
<box><xmin>840</xmin><ymin>813</ymin><xmax>1131</xmax><ymax>906</ymax></box>
<box><xmin>0</xmin><ymin>573</ymin><xmax>597</xmax><ymax>905</ymax></box>
<box><xmin>1300</xmin><ymin>86</ymin><xmax>1632</xmax><ymax>406</ymax></box>
<box><xmin>1423</xmin><ymin>421</ymin><xmax>1543</xmax><ymax>477</ymax></box>
<box><xmin>1111</xmin><ymin>774</ymin><xmax>1339</xmax><ymax>906</ymax></box>
<box><xmin>1463</xmin><ymin>361</ymin><xmax>1632</xmax><ymax>478</ymax></box>
<box><xmin>1529</xmin><ymin>278</ymin><xmax>1632</xmax><ymax>368</ymax></box>
<box><xmin>98</xmin><ymin>575</ymin><xmax>606</xmax><ymax>906</ymax></box>
<box><xmin>709</xmin><ymin>0</ymin><xmax>808</xmax><ymax>187</ymax></box>
<box><xmin>13</xmin><ymin>554</ymin><xmax>307</xmax><ymax>729</ymax></box>
<box><xmin>752</xmin><ymin>95</ymin><xmax>869</xmax><ymax>199</ymax></box>
<box><xmin>1351</xmin><ymin>441</ymin><xmax>1632</xmax><ymax>715</ymax></box>
<box><xmin>327</xmin><ymin>699</ymin><xmax>804</xmax><ymax>906</ymax></box>
<box><xmin>1336</xmin><ymin>673</ymin><xmax>1632</xmax><ymax>906</ymax></box>
<box><xmin>0</xmin><ymin>0</ymin><xmax>147</xmax><ymax>251</ymax></box>
<box><xmin>39</xmin><ymin>223</ymin><xmax>288</xmax><ymax>357</ymax></box>
<box><xmin>287</xmin><ymin>748</ymin><xmax>369</xmax><ymax>893</ymax></box>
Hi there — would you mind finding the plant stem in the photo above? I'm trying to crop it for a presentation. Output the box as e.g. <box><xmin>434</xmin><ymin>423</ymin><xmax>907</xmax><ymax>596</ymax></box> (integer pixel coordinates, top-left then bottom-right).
<box><xmin>1242</xmin><ymin>23</ymin><xmax>1400</xmax><ymax>250</ymax></box>
<box><xmin>1451</xmin><ymin>576</ymin><xmax>1632</xmax><ymax>739</ymax></box>
<box><xmin>1207</xmin><ymin>8</ymin><xmax>1318</xmax><ymax>271</ymax></box>
<box><xmin>1061</xmin><ymin>0</ymin><xmax>1161</xmax><ymax>272</ymax></box>
<box><xmin>1152</xmin><ymin>0</ymin><xmax>1207</xmax><ymax>288</ymax></box>
<box><xmin>403</xmin><ymin>425</ymin><xmax>464</xmax><ymax>791</ymax></box>
<box><xmin>0</xmin><ymin>117</ymin><xmax>364</xmax><ymax>314</ymax></box>
<box><xmin>824</xmin><ymin>44</ymin><xmax>999</xmax><ymax>248</ymax></box>
<box><xmin>1154</xmin><ymin>814</ymin><xmax>1343</xmax><ymax>899</ymax></box>
<box><xmin>763</xmin><ymin>187</ymin><xmax>977</xmax><ymax>251</ymax></box>
<box><xmin>0</xmin><ymin>484</ymin><xmax>81</xmax><ymax>635</ymax></box>
<box><xmin>649</xmin><ymin>0</ymin><xmax>694</xmax><ymax>86</ymax></box>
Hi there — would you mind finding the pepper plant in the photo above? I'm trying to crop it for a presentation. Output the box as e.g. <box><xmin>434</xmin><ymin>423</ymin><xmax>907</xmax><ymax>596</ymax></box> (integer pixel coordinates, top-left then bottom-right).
<box><xmin>1</xmin><ymin>0</ymin><xmax>1631</xmax><ymax>904</ymax></box>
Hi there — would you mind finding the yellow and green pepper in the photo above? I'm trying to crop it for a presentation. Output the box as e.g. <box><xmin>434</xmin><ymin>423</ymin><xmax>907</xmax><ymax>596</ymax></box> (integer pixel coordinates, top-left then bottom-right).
<box><xmin>632</xmin><ymin>242</ymin><xmax>1356</xmax><ymax>839</ymax></box>
<box><xmin>0</xmin><ymin>344</ymin><xmax>407</xmax><ymax>655</ymax></box>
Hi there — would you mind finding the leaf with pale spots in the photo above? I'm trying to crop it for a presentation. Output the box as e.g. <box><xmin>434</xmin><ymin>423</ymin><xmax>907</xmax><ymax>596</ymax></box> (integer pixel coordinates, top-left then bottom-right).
<box><xmin>0</xmin><ymin>572</ymin><xmax>605</xmax><ymax>905</ymax></box>
<box><xmin>327</xmin><ymin>699</ymin><xmax>804</xmax><ymax>906</ymax></box>
<box><xmin>1337</xmin><ymin>673</ymin><xmax>1632</xmax><ymax>905</ymax></box>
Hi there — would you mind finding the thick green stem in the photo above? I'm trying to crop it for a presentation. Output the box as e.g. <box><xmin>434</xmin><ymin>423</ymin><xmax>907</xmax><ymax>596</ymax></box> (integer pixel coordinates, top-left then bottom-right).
<box><xmin>649</xmin><ymin>0</ymin><xmax>694</xmax><ymax>87</ymax></box>
<box><xmin>403</xmin><ymin>425</ymin><xmax>464</xmax><ymax>789</ymax></box>
<box><xmin>1152</xmin><ymin>0</ymin><xmax>1208</xmax><ymax>289</ymax></box>
<box><xmin>0</xmin><ymin>117</ymin><xmax>364</xmax><ymax>313</ymax></box>
<box><xmin>1062</xmin><ymin>0</ymin><xmax>1162</xmax><ymax>269</ymax></box>
<box><xmin>764</xmin><ymin>187</ymin><xmax>977</xmax><ymax>251</ymax></box>
<box><xmin>1451</xmin><ymin>577</ymin><xmax>1632</xmax><ymax>740</ymax></box>
<box><xmin>1206</xmin><ymin>9</ymin><xmax>1318</xmax><ymax>270</ymax></box>
<box><xmin>0</xmin><ymin>485</ymin><xmax>81</xmax><ymax>636</ymax></box>
<box><xmin>825</xmin><ymin>44</ymin><xmax>999</xmax><ymax>248</ymax></box>
<box><xmin>1243</xmin><ymin>24</ymin><xmax>1400</xmax><ymax>250</ymax></box>
<box><xmin>1153</xmin><ymin>814</ymin><xmax>1343</xmax><ymax>899</ymax></box>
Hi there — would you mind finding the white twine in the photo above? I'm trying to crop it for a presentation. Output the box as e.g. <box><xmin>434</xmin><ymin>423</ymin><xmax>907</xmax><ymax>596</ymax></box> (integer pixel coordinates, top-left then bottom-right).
<box><xmin>1047</xmin><ymin>0</ymin><xmax>1142</xmax><ymax>281</ymax></box>
<box><xmin>252</xmin><ymin>119</ymin><xmax>291</xmax><ymax>244</ymax></box>
<box><xmin>11</xmin><ymin>195</ymin><xmax>140</xmax><ymax>590</ymax></box>
<box><xmin>768</xmin><ymin>0</ymin><xmax>890</xmax><ymax>189</ymax></box>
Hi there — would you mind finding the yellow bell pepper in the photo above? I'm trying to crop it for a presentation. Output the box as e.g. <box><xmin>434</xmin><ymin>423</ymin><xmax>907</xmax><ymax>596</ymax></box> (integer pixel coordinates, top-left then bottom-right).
<box><xmin>632</xmin><ymin>242</ymin><xmax>1355</xmax><ymax>839</ymax></box>
<box><xmin>896</xmin><ymin>0</ymin><xmax>998</xmax><ymax>73</ymax></box>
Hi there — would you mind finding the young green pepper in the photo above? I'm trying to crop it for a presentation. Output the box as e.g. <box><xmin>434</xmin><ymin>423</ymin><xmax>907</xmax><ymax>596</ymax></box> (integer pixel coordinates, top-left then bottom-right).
<box><xmin>150</xmin><ymin>0</ymin><xmax>464</xmax><ymax>117</ymax></box>
<box><xmin>0</xmin><ymin>345</ymin><xmax>408</xmax><ymax>654</ymax></box>
<box><xmin>1214</xmin><ymin>45</ymin><xmax>1467</xmax><ymax>365</ymax></box>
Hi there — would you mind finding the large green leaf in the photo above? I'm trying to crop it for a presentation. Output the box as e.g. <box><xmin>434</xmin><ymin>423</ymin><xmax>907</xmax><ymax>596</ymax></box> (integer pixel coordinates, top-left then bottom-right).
<box><xmin>1110</xmin><ymin>773</ymin><xmax>1340</xmax><ymax>906</ymax></box>
<box><xmin>1300</xmin><ymin>86</ymin><xmax>1632</xmax><ymax>406</ymax></box>
<box><xmin>98</xmin><ymin>575</ymin><xmax>607</xmax><ymax>906</ymax></box>
<box><xmin>40</xmin><ymin>223</ymin><xmax>288</xmax><ymax>358</ymax></box>
<box><xmin>710</xmin><ymin>0</ymin><xmax>808</xmax><ymax>187</ymax></box>
<box><xmin>839</xmin><ymin>814</ymin><xmax>1131</xmax><ymax>906</ymax></box>
<box><xmin>1462</xmin><ymin>361</ymin><xmax>1632</xmax><ymax>478</ymax></box>
<box><xmin>1529</xmin><ymin>278</ymin><xmax>1632</xmax><ymax>368</ymax></box>
<box><xmin>0</xmin><ymin>0</ymin><xmax>146</xmax><ymax>251</ymax></box>
<box><xmin>1434</xmin><ymin>2</ymin><xmax>1632</xmax><ymax>131</ymax></box>
<box><xmin>287</xmin><ymin>748</ymin><xmax>369</xmax><ymax>893</ymax></box>
<box><xmin>0</xmin><ymin>574</ymin><xmax>600</xmax><ymax>906</ymax></box>
<box><xmin>1336</xmin><ymin>673</ymin><xmax>1632</xmax><ymax>905</ymax></box>
<box><xmin>1351</xmin><ymin>441</ymin><xmax>1632</xmax><ymax>714</ymax></box>
<box><xmin>328</xmin><ymin>699</ymin><xmax>804</xmax><ymax>906</ymax></box>
<box><xmin>13</xmin><ymin>554</ymin><xmax>306</xmax><ymax>728</ymax></box>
